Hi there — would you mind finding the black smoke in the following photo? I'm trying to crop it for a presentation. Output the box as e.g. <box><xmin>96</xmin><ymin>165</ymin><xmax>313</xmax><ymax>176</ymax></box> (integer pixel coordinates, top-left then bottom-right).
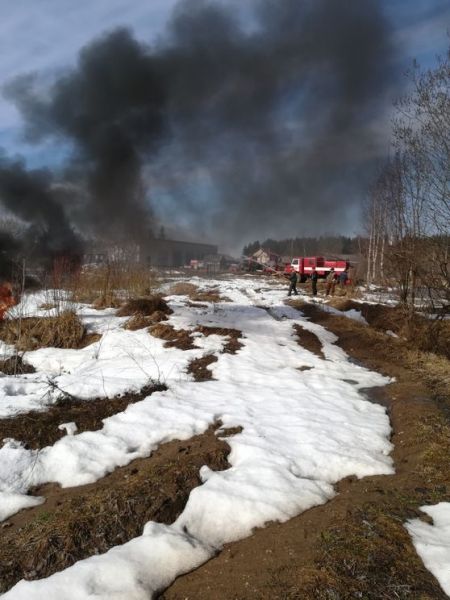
<box><xmin>0</xmin><ymin>155</ymin><xmax>82</xmax><ymax>268</ymax></box>
<box><xmin>2</xmin><ymin>0</ymin><xmax>398</xmax><ymax>252</ymax></box>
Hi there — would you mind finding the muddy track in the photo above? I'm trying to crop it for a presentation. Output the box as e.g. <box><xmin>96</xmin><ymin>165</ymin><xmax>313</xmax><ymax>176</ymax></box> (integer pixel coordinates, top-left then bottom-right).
<box><xmin>163</xmin><ymin>304</ymin><xmax>450</xmax><ymax>600</ymax></box>
<box><xmin>0</xmin><ymin>425</ymin><xmax>232</xmax><ymax>594</ymax></box>
<box><xmin>0</xmin><ymin>384</ymin><xmax>166</xmax><ymax>450</ymax></box>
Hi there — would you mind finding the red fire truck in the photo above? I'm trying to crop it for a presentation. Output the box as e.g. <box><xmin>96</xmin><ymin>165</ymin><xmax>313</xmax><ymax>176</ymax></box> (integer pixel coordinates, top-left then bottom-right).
<box><xmin>286</xmin><ymin>257</ymin><xmax>350</xmax><ymax>282</ymax></box>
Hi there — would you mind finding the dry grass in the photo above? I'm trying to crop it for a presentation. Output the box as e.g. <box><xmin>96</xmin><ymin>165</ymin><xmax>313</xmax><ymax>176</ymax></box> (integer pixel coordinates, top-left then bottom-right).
<box><xmin>187</xmin><ymin>354</ymin><xmax>218</xmax><ymax>381</ymax></box>
<box><xmin>324</xmin><ymin>299</ymin><xmax>450</xmax><ymax>359</ymax></box>
<box><xmin>117</xmin><ymin>295</ymin><xmax>172</xmax><ymax>318</ymax></box>
<box><xmin>0</xmin><ymin>311</ymin><xmax>96</xmax><ymax>351</ymax></box>
<box><xmin>149</xmin><ymin>323</ymin><xmax>196</xmax><ymax>350</ymax></box>
<box><xmin>293</xmin><ymin>324</ymin><xmax>324</xmax><ymax>359</ymax></box>
<box><xmin>169</xmin><ymin>282</ymin><xmax>199</xmax><ymax>296</ymax></box>
<box><xmin>0</xmin><ymin>355</ymin><xmax>35</xmax><ymax>375</ymax></box>
<box><xmin>0</xmin><ymin>384</ymin><xmax>166</xmax><ymax>450</ymax></box>
<box><xmin>195</xmin><ymin>325</ymin><xmax>243</xmax><ymax>354</ymax></box>
<box><xmin>304</xmin><ymin>503</ymin><xmax>446</xmax><ymax>600</ymax></box>
<box><xmin>168</xmin><ymin>282</ymin><xmax>229</xmax><ymax>303</ymax></box>
<box><xmin>0</xmin><ymin>426</ymin><xmax>230</xmax><ymax>594</ymax></box>
<box><xmin>70</xmin><ymin>262</ymin><xmax>158</xmax><ymax>307</ymax></box>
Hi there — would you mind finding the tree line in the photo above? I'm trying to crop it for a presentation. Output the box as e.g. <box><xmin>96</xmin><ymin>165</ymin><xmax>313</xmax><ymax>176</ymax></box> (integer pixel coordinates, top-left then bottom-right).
<box><xmin>366</xmin><ymin>46</ymin><xmax>449</xmax><ymax>315</ymax></box>
<box><xmin>243</xmin><ymin>236</ymin><xmax>360</xmax><ymax>258</ymax></box>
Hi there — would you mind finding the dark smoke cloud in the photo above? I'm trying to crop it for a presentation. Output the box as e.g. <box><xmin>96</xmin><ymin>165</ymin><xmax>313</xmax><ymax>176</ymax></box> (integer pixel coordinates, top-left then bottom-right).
<box><xmin>0</xmin><ymin>154</ymin><xmax>82</xmax><ymax>266</ymax></box>
<box><xmin>2</xmin><ymin>0</ymin><xmax>398</xmax><ymax>252</ymax></box>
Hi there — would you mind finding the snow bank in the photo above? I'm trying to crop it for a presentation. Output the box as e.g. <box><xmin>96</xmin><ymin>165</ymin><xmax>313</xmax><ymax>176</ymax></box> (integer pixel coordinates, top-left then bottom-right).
<box><xmin>406</xmin><ymin>503</ymin><xmax>450</xmax><ymax>596</ymax></box>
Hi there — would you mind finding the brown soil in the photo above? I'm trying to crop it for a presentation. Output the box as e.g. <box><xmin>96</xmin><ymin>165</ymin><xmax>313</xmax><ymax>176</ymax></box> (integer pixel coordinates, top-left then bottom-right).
<box><xmin>196</xmin><ymin>325</ymin><xmax>243</xmax><ymax>354</ymax></box>
<box><xmin>0</xmin><ymin>312</ymin><xmax>99</xmax><ymax>352</ymax></box>
<box><xmin>0</xmin><ymin>384</ymin><xmax>166</xmax><ymax>450</ymax></box>
<box><xmin>293</xmin><ymin>323</ymin><xmax>324</xmax><ymax>359</ymax></box>
<box><xmin>149</xmin><ymin>323</ymin><xmax>196</xmax><ymax>350</ymax></box>
<box><xmin>0</xmin><ymin>355</ymin><xmax>35</xmax><ymax>375</ymax></box>
<box><xmin>0</xmin><ymin>425</ymin><xmax>231</xmax><ymax>594</ymax></box>
<box><xmin>163</xmin><ymin>303</ymin><xmax>450</xmax><ymax>599</ymax></box>
<box><xmin>187</xmin><ymin>354</ymin><xmax>218</xmax><ymax>381</ymax></box>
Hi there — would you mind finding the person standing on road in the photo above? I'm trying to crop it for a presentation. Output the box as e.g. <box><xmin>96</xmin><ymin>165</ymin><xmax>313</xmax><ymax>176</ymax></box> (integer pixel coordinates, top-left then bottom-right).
<box><xmin>311</xmin><ymin>267</ymin><xmax>318</xmax><ymax>296</ymax></box>
<box><xmin>287</xmin><ymin>270</ymin><xmax>299</xmax><ymax>296</ymax></box>
<box><xmin>325</xmin><ymin>268</ymin><xmax>336</xmax><ymax>296</ymax></box>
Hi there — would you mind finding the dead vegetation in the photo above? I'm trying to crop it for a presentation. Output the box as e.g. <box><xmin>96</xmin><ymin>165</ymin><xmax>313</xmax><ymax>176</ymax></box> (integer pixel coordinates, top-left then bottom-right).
<box><xmin>187</xmin><ymin>354</ymin><xmax>218</xmax><ymax>381</ymax></box>
<box><xmin>293</xmin><ymin>324</ymin><xmax>324</xmax><ymax>359</ymax></box>
<box><xmin>0</xmin><ymin>311</ymin><xmax>99</xmax><ymax>352</ymax></box>
<box><xmin>0</xmin><ymin>355</ymin><xmax>35</xmax><ymax>375</ymax></box>
<box><xmin>301</xmin><ymin>501</ymin><xmax>447</xmax><ymax>600</ymax></box>
<box><xmin>149</xmin><ymin>323</ymin><xmax>196</xmax><ymax>350</ymax></box>
<box><xmin>0</xmin><ymin>425</ymin><xmax>231</xmax><ymax>594</ymax></box>
<box><xmin>324</xmin><ymin>299</ymin><xmax>450</xmax><ymax>359</ymax></box>
<box><xmin>169</xmin><ymin>282</ymin><xmax>199</xmax><ymax>296</ymax></box>
<box><xmin>69</xmin><ymin>262</ymin><xmax>158</xmax><ymax>308</ymax></box>
<box><xmin>117</xmin><ymin>295</ymin><xmax>173</xmax><ymax>330</ymax></box>
<box><xmin>0</xmin><ymin>384</ymin><xmax>166</xmax><ymax>450</ymax></box>
<box><xmin>195</xmin><ymin>325</ymin><xmax>243</xmax><ymax>354</ymax></box>
<box><xmin>169</xmin><ymin>282</ymin><xmax>230</xmax><ymax>303</ymax></box>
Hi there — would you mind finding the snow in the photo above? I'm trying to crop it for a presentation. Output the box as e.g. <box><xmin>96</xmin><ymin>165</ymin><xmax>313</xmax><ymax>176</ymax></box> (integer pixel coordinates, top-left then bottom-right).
<box><xmin>58</xmin><ymin>422</ymin><xmax>78</xmax><ymax>435</ymax></box>
<box><xmin>0</xmin><ymin>276</ymin><xmax>394</xmax><ymax>598</ymax></box>
<box><xmin>406</xmin><ymin>503</ymin><xmax>450</xmax><ymax>596</ymax></box>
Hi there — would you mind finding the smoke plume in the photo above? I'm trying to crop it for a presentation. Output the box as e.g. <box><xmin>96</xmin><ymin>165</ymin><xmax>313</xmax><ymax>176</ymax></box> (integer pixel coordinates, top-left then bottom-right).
<box><xmin>2</xmin><ymin>0</ymin><xmax>398</xmax><ymax>253</ymax></box>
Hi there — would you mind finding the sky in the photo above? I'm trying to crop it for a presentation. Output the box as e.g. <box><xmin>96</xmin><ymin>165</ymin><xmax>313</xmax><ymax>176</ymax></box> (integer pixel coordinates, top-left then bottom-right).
<box><xmin>0</xmin><ymin>0</ymin><xmax>449</xmax><ymax>252</ymax></box>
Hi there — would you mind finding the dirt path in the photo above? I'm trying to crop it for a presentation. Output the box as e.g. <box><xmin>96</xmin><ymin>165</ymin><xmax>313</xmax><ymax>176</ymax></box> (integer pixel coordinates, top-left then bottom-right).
<box><xmin>162</xmin><ymin>303</ymin><xmax>450</xmax><ymax>599</ymax></box>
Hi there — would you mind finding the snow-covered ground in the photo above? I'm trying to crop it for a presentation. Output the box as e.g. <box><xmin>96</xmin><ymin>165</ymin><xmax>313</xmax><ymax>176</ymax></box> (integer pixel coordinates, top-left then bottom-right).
<box><xmin>406</xmin><ymin>503</ymin><xmax>450</xmax><ymax>596</ymax></box>
<box><xmin>0</xmin><ymin>276</ymin><xmax>397</xmax><ymax>598</ymax></box>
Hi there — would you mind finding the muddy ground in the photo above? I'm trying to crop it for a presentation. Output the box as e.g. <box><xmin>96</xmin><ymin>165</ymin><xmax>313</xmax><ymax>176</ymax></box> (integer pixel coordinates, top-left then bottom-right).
<box><xmin>162</xmin><ymin>301</ymin><xmax>450</xmax><ymax>600</ymax></box>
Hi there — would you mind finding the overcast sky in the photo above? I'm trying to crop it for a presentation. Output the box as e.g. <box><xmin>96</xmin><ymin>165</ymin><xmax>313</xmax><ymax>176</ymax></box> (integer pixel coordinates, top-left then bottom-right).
<box><xmin>0</xmin><ymin>0</ymin><xmax>449</xmax><ymax>250</ymax></box>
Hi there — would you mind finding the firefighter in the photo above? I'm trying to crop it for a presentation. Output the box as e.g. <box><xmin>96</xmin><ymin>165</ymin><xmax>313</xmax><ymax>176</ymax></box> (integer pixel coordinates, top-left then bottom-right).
<box><xmin>325</xmin><ymin>268</ymin><xmax>336</xmax><ymax>296</ymax></box>
<box><xmin>287</xmin><ymin>270</ymin><xmax>298</xmax><ymax>296</ymax></box>
<box><xmin>311</xmin><ymin>267</ymin><xmax>318</xmax><ymax>296</ymax></box>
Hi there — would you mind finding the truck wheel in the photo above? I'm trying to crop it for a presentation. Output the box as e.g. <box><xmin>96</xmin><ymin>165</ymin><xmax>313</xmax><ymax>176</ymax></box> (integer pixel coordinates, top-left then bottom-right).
<box><xmin>300</xmin><ymin>275</ymin><xmax>307</xmax><ymax>283</ymax></box>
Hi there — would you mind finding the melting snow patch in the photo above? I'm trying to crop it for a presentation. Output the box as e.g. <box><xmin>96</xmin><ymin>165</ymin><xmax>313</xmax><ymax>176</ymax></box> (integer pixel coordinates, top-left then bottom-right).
<box><xmin>0</xmin><ymin>277</ymin><xmax>394</xmax><ymax>598</ymax></box>
<box><xmin>58</xmin><ymin>422</ymin><xmax>78</xmax><ymax>436</ymax></box>
<box><xmin>406</xmin><ymin>503</ymin><xmax>450</xmax><ymax>596</ymax></box>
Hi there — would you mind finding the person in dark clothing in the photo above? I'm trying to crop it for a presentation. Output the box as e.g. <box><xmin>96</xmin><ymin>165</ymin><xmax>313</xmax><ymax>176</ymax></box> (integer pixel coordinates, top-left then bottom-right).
<box><xmin>311</xmin><ymin>267</ymin><xmax>318</xmax><ymax>296</ymax></box>
<box><xmin>339</xmin><ymin>270</ymin><xmax>348</xmax><ymax>287</ymax></box>
<box><xmin>287</xmin><ymin>270</ymin><xmax>298</xmax><ymax>296</ymax></box>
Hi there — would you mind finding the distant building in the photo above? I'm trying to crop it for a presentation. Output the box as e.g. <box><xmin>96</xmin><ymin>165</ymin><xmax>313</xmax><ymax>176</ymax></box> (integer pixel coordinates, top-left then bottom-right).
<box><xmin>83</xmin><ymin>239</ymin><xmax>218</xmax><ymax>269</ymax></box>
<box><xmin>146</xmin><ymin>239</ymin><xmax>218</xmax><ymax>268</ymax></box>
<box><xmin>252</xmin><ymin>248</ymin><xmax>280</xmax><ymax>267</ymax></box>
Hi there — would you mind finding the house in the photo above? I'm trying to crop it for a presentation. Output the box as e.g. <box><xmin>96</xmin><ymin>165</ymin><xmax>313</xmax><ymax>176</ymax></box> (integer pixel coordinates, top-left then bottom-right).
<box><xmin>252</xmin><ymin>248</ymin><xmax>280</xmax><ymax>268</ymax></box>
